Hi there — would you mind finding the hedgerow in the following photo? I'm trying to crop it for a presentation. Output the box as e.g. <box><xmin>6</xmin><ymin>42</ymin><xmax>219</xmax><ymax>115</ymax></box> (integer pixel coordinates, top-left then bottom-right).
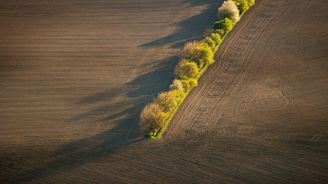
<box><xmin>140</xmin><ymin>0</ymin><xmax>255</xmax><ymax>139</ymax></box>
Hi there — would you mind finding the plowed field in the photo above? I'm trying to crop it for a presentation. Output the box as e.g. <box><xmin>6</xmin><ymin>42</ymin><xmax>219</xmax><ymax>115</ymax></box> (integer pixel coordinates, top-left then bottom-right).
<box><xmin>1</xmin><ymin>0</ymin><xmax>327</xmax><ymax>183</ymax></box>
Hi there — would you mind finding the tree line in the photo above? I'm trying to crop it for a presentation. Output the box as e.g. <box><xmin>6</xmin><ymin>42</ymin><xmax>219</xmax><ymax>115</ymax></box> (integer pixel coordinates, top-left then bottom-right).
<box><xmin>140</xmin><ymin>0</ymin><xmax>255</xmax><ymax>139</ymax></box>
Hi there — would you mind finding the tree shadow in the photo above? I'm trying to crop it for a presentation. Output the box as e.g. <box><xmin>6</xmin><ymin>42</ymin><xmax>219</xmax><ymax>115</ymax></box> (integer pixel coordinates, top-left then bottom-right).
<box><xmin>11</xmin><ymin>1</ymin><xmax>224</xmax><ymax>182</ymax></box>
<box><xmin>13</xmin><ymin>56</ymin><xmax>178</xmax><ymax>183</ymax></box>
<box><xmin>140</xmin><ymin>0</ymin><xmax>221</xmax><ymax>48</ymax></box>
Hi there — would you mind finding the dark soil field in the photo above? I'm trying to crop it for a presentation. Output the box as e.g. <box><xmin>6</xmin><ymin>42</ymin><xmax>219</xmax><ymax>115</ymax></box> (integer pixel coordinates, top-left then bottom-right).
<box><xmin>1</xmin><ymin>0</ymin><xmax>328</xmax><ymax>183</ymax></box>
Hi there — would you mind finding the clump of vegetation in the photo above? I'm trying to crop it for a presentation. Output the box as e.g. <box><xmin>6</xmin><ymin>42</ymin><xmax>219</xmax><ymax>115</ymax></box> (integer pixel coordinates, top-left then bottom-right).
<box><xmin>194</xmin><ymin>43</ymin><xmax>215</xmax><ymax>67</ymax></box>
<box><xmin>179</xmin><ymin>79</ymin><xmax>191</xmax><ymax>92</ymax></box>
<box><xmin>188</xmin><ymin>78</ymin><xmax>198</xmax><ymax>89</ymax></box>
<box><xmin>140</xmin><ymin>103</ymin><xmax>167</xmax><ymax>137</ymax></box>
<box><xmin>169</xmin><ymin>79</ymin><xmax>184</xmax><ymax>91</ymax></box>
<box><xmin>181</xmin><ymin>42</ymin><xmax>215</xmax><ymax>68</ymax></box>
<box><xmin>175</xmin><ymin>60</ymin><xmax>199</xmax><ymax>80</ymax></box>
<box><xmin>232</xmin><ymin>0</ymin><xmax>255</xmax><ymax>14</ymax></box>
<box><xmin>140</xmin><ymin>0</ymin><xmax>255</xmax><ymax>139</ymax></box>
<box><xmin>213</xmin><ymin>18</ymin><xmax>235</xmax><ymax>35</ymax></box>
<box><xmin>214</xmin><ymin>29</ymin><xmax>226</xmax><ymax>38</ymax></box>
<box><xmin>202</xmin><ymin>36</ymin><xmax>216</xmax><ymax>50</ymax></box>
<box><xmin>180</xmin><ymin>79</ymin><xmax>198</xmax><ymax>92</ymax></box>
<box><xmin>156</xmin><ymin>91</ymin><xmax>178</xmax><ymax>112</ymax></box>
<box><xmin>210</xmin><ymin>33</ymin><xmax>222</xmax><ymax>44</ymax></box>
<box><xmin>181</xmin><ymin>41</ymin><xmax>199</xmax><ymax>60</ymax></box>
<box><xmin>169</xmin><ymin>89</ymin><xmax>186</xmax><ymax>104</ymax></box>
<box><xmin>218</xmin><ymin>0</ymin><xmax>240</xmax><ymax>22</ymax></box>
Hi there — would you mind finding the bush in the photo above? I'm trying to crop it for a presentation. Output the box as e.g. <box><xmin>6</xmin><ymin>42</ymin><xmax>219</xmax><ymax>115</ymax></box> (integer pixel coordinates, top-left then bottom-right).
<box><xmin>213</xmin><ymin>18</ymin><xmax>235</xmax><ymax>35</ymax></box>
<box><xmin>181</xmin><ymin>41</ymin><xmax>199</xmax><ymax>60</ymax></box>
<box><xmin>180</xmin><ymin>79</ymin><xmax>191</xmax><ymax>92</ymax></box>
<box><xmin>248</xmin><ymin>0</ymin><xmax>255</xmax><ymax>6</ymax></box>
<box><xmin>179</xmin><ymin>78</ymin><xmax>199</xmax><ymax>92</ymax></box>
<box><xmin>193</xmin><ymin>43</ymin><xmax>215</xmax><ymax>67</ymax></box>
<box><xmin>156</xmin><ymin>91</ymin><xmax>178</xmax><ymax>112</ymax></box>
<box><xmin>214</xmin><ymin>29</ymin><xmax>226</xmax><ymax>37</ymax></box>
<box><xmin>188</xmin><ymin>78</ymin><xmax>198</xmax><ymax>88</ymax></box>
<box><xmin>140</xmin><ymin>103</ymin><xmax>167</xmax><ymax>136</ymax></box>
<box><xmin>210</xmin><ymin>33</ymin><xmax>222</xmax><ymax>44</ymax></box>
<box><xmin>233</xmin><ymin>0</ymin><xmax>255</xmax><ymax>14</ymax></box>
<box><xmin>169</xmin><ymin>79</ymin><xmax>184</xmax><ymax>91</ymax></box>
<box><xmin>201</xmin><ymin>33</ymin><xmax>223</xmax><ymax>51</ymax></box>
<box><xmin>175</xmin><ymin>60</ymin><xmax>199</xmax><ymax>80</ymax></box>
<box><xmin>181</xmin><ymin>41</ymin><xmax>214</xmax><ymax>68</ymax></box>
<box><xmin>218</xmin><ymin>0</ymin><xmax>240</xmax><ymax>22</ymax></box>
<box><xmin>169</xmin><ymin>89</ymin><xmax>186</xmax><ymax>103</ymax></box>
<box><xmin>202</xmin><ymin>36</ymin><xmax>216</xmax><ymax>50</ymax></box>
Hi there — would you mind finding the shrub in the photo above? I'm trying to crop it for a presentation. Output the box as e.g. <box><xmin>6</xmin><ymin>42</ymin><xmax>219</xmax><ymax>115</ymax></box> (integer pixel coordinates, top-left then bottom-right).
<box><xmin>181</xmin><ymin>41</ymin><xmax>199</xmax><ymax>60</ymax></box>
<box><xmin>156</xmin><ymin>91</ymin><xmax>178</xmax><ymax>112</ymax></box>
<box><xmin>169</xmin><ymin>89</ymin><xmax>186</xmax><ymax>103</ymax></box>
<box><xmin>210</xmin><ymin>33</ymin><xmax>222</xmax><ymax>44</ymax></box>
<box><xmin>213</xmin><ymin>18</ymin><xmax>235</xmax><ymax>35</ymax></box>
<box><xmin>214</xmin><ymin>29</ymin><xmax>226</xmax><ymax>37</ymax></box>
<box><xmin>193</xmin><ymin>43</ymin><xmax>215</xmax><ymax>67</ymax></box>
<box><xmin>218</xmin><ymin>0</ymin><xmax>240</xmax><ymax>22</ymax></box>
<box><xmin>248</xmin><ymin>0</ymin><xmax>255</xmax><ymax>6</ymax></box>
<box><xmin>232</xmin><ymin>0</ymin><xmax>245</xmax><ymax>13</ymax></box>
<box><xmin>233</xmin><ymin>0</ymin><xmax>255</xmax><ymax>14</ymax></box>
<box><xmin>175</xmin><ymin>60</ymin><xmax>199</xmax><ymax>80</ymax></box>
<box><xmin>169</xmin><ymin>79</ymin><xmax>184</xmax><ymax>91</ymax></box>
<box><xmin>188</xmin><ymin>78</ymin><xmax>198</xmax><ymax>88</ymax></box>
<box><xmin>202</xmin><ymin>36</ymin><xmax>216</xmax><ymax>50</ymax></box>
<box><xmin>180</xmin><ymin>79</ymin><xmax>191</xmax><ymax>92</ymax></box>
<box><xmin>180</xmin><ymin>78</ymin><xmax>199</xmax><ymax>92</ymax></box>
<box><xmin>140</xmin><ymin>103</ymin><xmax>167</xmax><ymax>136</ymax></box>
<box><xmin>181</xmin><ymin>41</ymin><xmax>214</xmax><ymax>68</ymax></box>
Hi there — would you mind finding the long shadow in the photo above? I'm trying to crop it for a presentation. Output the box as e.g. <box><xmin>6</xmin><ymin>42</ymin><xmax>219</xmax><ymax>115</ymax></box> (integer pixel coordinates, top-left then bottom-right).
<box><xmin>140</xmin><ymin>0</ymin><xmax>221</xmax><ymax>48</ymax></box>
<box><xmin>13</xmin><ymin>56</ymin><xmax>177</xmax><ymax>183</ymax></box>
<box><xmin>67</xmin><ymin>56</ymin><xmax>177</xmax><ymax>124</ymax></box>
<box><xmin>12</xmin><ymin>1</ymin><xmax>223</xmax><ymax>182</ymax></box>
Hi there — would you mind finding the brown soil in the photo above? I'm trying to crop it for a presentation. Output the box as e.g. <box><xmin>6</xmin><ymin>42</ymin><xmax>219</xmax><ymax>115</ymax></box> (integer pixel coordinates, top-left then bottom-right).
<box><xmin>1</xmin><ymin>0</ymin><xmax>328</xmax><ymax>183</ymax></box>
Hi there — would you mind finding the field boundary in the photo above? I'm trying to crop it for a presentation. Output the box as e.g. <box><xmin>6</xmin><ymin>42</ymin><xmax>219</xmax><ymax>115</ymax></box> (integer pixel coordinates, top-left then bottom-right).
<box><xmin>140</xmin><ymin>0</ymin><xmax>256</xmax><ymax>139</ymax></box>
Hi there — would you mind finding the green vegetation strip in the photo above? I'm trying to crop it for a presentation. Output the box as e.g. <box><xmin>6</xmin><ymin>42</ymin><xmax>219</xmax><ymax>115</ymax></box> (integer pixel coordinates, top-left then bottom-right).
<box><xmin>140</xmin><ymin>0</ymin><xmax>255</xmax><ymax>139</ymax></box>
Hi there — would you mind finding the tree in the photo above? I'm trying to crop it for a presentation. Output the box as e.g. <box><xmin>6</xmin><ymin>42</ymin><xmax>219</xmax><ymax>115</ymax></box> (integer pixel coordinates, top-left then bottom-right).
<box><xmin>140</xmin><ymin>103</ymin><xmax>167</xmax><ymax>136</ymax></box>
<box><xmin>156</xmin><ymin>91</ymin><xmax>178</xmax><ymax>112</ymax></box>
<box><xmin>181</xmin><ymin>41</ymin><xmax>199</xmax><ymax>60</ymax></box>
<box><xmin>210</xmin><ymin>33</ymin><xmax>222</xmax><ymax>44</ymax></box>
<box><xmin>218</xmin><ymin>0</ymin><xmax>240</xmax><ymax>22</ymax></box>
<box><xmin>233</xmin><ymin>0</ymin><xmax>255</xmax><ymax>14</ymax></box>
<box><xmin>175</xmin><ymin>60</ymin><xmax>199</xmax><ymax>80</ymax></box>
<box><xmin>213</xmin><ymin>18</ymin><xmax>235</xmax><ymax>35</ymax></box>
<box><xmin>202</xmin><ymin>36</ymin><xmax>216</xmax><ymax>50</ymax></box>
<box><xmin>180</xmin><ymin>79</ymin><xmax>191</xmax><ymax>92</ymax></box>
<box><xmin>188</xmin><ymin>78</ymin><xmax>198</xmax><ymax>88</ymax></box>
<box><xmin>193</xmin><ymin>43</ymin><xmax>215</xmax><ymax>67</ymax></box>
<box><xmin>169</xmin><ymin>79</ymin><xmax>184</xmax><ymax>91</ymax></box>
